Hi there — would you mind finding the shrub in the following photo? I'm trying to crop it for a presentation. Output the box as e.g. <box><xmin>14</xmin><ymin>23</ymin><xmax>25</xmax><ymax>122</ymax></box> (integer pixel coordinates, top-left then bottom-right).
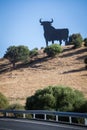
<box><xmin>0</xmin><ymin>92</ymin><xmax>9</xmax><ymax>109</ymax></box>
<box><xmin>84</xmin><ymin>38</ymin><xmax>87</xmax><ymax>46</ymax></box>
<box><xmin>79</xmin><ymin>101</ymin><xmax>87</xmax><ymax>113</ymax></box>
<box><xmin>30</xmin><ymin>48</ymin><xmax>38</xmax><ymax>57</ymax></box>
<box><xmin>74</xmin><ymin>37</ymin><xmax>83</xmax><ymax>49</ymax></box>
<box><xmin>69</xmin><ymin>33</ymin><xmax>83</xmax><ymax>48</ymax></box>
<box><xmin>7</xmin><ymin>103</ymin><xmax>24</xmax><ymax>110</ymax></box>
<box><xmin>41</xmin><ymin>47</ymin><xmax>44</xmax><ymax>49</ymax></box>
<box><xmin>7</xmin><ymin>103</ymin><xmax>24</xmax><ymax>118</ymax></box>
<box><xmin>4</xmin><ymin>45</ymin><xmax>30</xmax><ymax>68</ymax></box>
<box><xmin>25</xmin><ymin>87</ymin><xmax>55</xmax><ymax>110</ymax></box>
<box><xmin>25</xmin><ymin>86</ymin><xmax>86</xmax><ymax>112</ymax></box>
<box><xmin>84</xmin><ymin>57</ymin><xmax>87</xmax><ymax>69</ymax></box>
<box><xmin>44</xmin><ymin>44</ymin><xmax>62</xmax><ymax>57</ymax></box>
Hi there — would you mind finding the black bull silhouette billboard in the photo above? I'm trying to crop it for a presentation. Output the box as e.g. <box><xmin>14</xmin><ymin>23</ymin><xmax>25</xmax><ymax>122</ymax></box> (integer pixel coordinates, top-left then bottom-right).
<box><xmin>39</xmin><ymin>19</ymin><xmax>69</xmax><ymax>47</ymax></box>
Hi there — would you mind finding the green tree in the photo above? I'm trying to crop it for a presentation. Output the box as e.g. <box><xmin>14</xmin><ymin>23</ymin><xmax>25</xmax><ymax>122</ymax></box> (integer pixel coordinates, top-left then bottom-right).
<box><xmin>44</xmin><ymin>44</ymin><xmax>63</xmax><ymax>57</ymax></box>
<box><xmin>25</xmin><ymin>86</ymin><xmax>55</xmax><ymax>110</ymax></box>
<box><xmin>0</xmin><ymin>92</ymin><xmax>9</xmax><ymax>109</ymax></box>
<box><xmin>25</xmin><ymin>86</ymin><xmax>86</xmax><ymax>112</ymax></box>
<box><xmin>84</xmin><ymin>38</ymin><xmax>87</xmax><ymax>46</ymax></box>
<box><xmin>69</xmin><ymin>33</ymin><xmax>83</xmax><ymax>48</ymax></box>
<box><xmin>4</xmin><ymin>45</ymin><xmax>30</xmax><ymax>68</ymax></box>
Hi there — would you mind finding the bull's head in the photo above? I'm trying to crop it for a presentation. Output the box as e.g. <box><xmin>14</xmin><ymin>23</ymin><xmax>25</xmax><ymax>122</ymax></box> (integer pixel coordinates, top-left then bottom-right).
<box><xmin>39</xmin><ymin>19</ymin><xmax>53</xmax><ymax>24</ymax></box>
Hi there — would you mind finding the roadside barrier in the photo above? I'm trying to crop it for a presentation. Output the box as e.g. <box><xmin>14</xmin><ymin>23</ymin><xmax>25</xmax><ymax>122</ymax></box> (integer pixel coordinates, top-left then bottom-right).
<box><xmin>0</xmin><ymin>109</ymin><xmax>87</xmax><ymax>126</ymax></box>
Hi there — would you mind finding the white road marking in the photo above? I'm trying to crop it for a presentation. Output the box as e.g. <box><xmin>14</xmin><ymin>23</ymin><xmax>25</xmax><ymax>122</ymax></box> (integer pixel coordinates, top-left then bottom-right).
<box><xmin>0</xmin><ymin>118</ymin><xmax>86</xmax><ymax>130</ymax></box>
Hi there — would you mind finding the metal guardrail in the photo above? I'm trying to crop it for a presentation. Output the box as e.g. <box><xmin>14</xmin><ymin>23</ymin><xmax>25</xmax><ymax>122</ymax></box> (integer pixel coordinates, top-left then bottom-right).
<box><xmin>0</xmin><ymin>109</ymin><xmax>87</xmax><ymax>126</ymax></box>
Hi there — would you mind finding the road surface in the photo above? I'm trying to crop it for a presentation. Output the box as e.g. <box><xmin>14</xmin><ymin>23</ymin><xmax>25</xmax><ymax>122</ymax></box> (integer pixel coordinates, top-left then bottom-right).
<box><xmin>0</xmin><ymin>118</ymin><xmax>86</xmax><ymax>130</ymax></box>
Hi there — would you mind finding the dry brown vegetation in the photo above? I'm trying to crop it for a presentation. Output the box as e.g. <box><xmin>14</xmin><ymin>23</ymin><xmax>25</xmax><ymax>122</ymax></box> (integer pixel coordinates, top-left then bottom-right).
<box><xmin>0</xmin><ymin>45</ymin><xmax>87</xmax><ymax>105</ymax></box>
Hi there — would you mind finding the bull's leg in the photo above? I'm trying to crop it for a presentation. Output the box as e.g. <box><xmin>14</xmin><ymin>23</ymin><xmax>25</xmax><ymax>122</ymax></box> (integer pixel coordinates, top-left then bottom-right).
<box><xmin>52</xmin><ymin>40</ymin><xmax>54</xmax><ymax>44</ymax></box>
<box><xmin>65</xmin><ymin>39</ymin><xmax>68</xmax><ymax>45</ymax></box>
<box><xmin>59</xmin><ymin>40</ymin><xmax>62</xmax><ymax>45</ymax></box>
<box><xmin>65</xmin><ymin>40</ymin><xmax>67</xmax><ymax>45</ymax></box>
<box><xmin>46</xmin><ymin>40</ymin><xmax>48</xmax><ymax>47</ymax></box>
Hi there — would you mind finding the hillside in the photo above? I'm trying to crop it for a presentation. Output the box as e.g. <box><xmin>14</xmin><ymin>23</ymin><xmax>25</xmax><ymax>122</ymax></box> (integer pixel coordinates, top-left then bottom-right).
<box><xmin>0</xmin><ymin>45</ymin><xmax>87</xmax><ymax>105</ymax></box>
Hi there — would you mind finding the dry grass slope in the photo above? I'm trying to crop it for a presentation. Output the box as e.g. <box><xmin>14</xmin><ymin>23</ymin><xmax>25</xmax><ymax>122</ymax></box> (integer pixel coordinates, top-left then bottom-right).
<box><xmin>0</xmin><ymin>45</ymin><xmax>87</xmax><ymax>105</ymax></box>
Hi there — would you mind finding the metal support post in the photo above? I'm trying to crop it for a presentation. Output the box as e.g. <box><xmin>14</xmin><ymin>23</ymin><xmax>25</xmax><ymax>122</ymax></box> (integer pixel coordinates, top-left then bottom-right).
<box><xmin>85</xmin><ymin>118</ymin><xmax>87</xmax><ymax>126</ymax></box>
<box><xmin>56</xmin><ymin>115</ymin><xmax>58</xmax><ymax>122</ymax></box>
<box><xmin>69</xmin><ymin>116</ymin><xmax>72</xmax><ymax>124</ymax></box>
<box><xmin>44</xmin><ymin>114</ymin><xmax>47</xmax><ymax>120</ymax></box>
<box><xmin>23</xmin><ymin>113</ymin><xmax>26</xmax><ymax>118</ymax></box>
<box><xmin>33</xmin><ymin>114</ymin><xmax>35</xmax><ymax>119</ymax></box>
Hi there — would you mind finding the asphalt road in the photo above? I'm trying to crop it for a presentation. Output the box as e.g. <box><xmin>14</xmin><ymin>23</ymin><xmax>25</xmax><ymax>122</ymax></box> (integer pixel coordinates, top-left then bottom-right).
<box><xmin>0</xmin><ymin>118</ymin><xmax>86</xmax><ymax>130</ymax></box>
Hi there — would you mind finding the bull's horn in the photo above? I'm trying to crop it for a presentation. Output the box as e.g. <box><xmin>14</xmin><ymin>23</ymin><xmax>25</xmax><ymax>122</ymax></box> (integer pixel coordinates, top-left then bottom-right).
<box><xmin>39</xmin><ymin>18</ymin><xmax>42</xmax><ymax>23</ymax></box>
<box><xmin>50</xmin><ymin>18</ymin><xmax>53</xmax><ymax>23</ymax></box>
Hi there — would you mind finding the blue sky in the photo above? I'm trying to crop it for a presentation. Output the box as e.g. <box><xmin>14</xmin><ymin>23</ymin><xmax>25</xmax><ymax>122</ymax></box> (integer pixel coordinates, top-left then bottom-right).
<box><xmin>0</xmin><ymin>0</ymin><xmax>87</xmax><ymax>58</ymax></box>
